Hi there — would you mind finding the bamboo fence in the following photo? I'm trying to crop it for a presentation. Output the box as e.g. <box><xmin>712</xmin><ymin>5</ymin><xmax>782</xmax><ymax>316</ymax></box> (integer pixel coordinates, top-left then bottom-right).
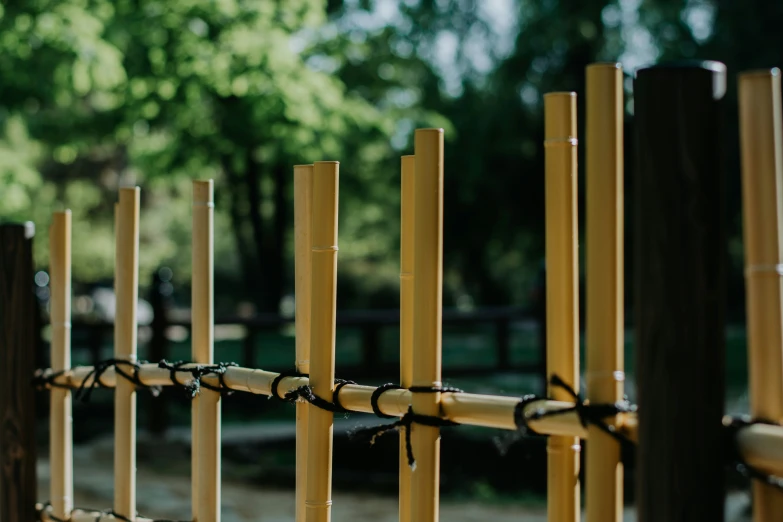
<box><xmin>2</xmin><ymin>62</ymin><xmax>783</xmax><ymax>522</ymax></box>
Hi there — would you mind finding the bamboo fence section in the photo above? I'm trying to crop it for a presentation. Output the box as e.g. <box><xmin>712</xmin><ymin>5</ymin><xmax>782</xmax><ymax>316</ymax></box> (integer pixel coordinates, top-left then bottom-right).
<box><xmin>544</xmin><ymin>92</ymin><xmax>580</xmax><ymax>522</ymax></box>
<box><xmin>114</xmin><ymin>188</ymin><xmax>140</xmax><ymax>520</ymax></box>
<box><xmin>306</xmin><ymin>161</ymin><xmax>340</xmax><ymax>522</ymax></box>
<box><xmin>585</xmin><ymin>63</ymin><xmax>624</xmax><ymax>522</ymax></box>
<box><xmin>13</xmin><ymin>59</ymin><xmax>783</xmax><ymax>522</ymax></box>
<box><xmin>738</xmin><ymin>68</ymin><xmax>783</xmax><ymax>522</ymax></box>
<box><xmin>49</xmin><ymin>210</ymin><xmax>73</xmax><ymax>521</ymax></box>
<box><xmin>294</xmin><ymin>164</ymin><xmax>314</xmax><ymax>522</ymax></box>
<box><xmin>192</xmin><ymin>180</ymin><xmax>221</xmax><ymax>522</ymax></box>
<box><xmin>399</xmin><ymin>155</ymin><xmax>415</xmax><ymax>522</ymax></box>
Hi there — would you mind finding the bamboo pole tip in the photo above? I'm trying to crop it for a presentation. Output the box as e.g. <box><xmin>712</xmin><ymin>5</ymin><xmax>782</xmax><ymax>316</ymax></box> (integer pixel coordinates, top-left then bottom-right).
<box><xmin>587</xmin><ymin>62</ymin><xmax>622</xmax><ymax>71</ymax></box>
<box><xmin>52</xmin><ymin>210</ymin><xmax>72</xmax><ymax>228</ymax></box>
<box><xmin>544</xmin><ymin>92</ymin><xmax>577</xmax><ymax>139</ymax></box>
<box><xmin>414</xmin><ymin>128</ymin><xmax>444</xmax><ymax>136</ymax></box>
<box><xmin>314</xmin><ymin>160</ymin><xmax>340</xmax><ymax>165</ymax></box>
<box><xmin>543</xmin><ymin>91</ymin><xmax>576</xmax><ymax>100</ymax></box>
<box><xmin>118</xmin><ymin>187</ymin><xmax>140</xmax><ymax>206</ymax></box>
<box><xmin>193</xmin><ymin>179</ymin><xmax>214</xmax><ymax>203</ymax></box>
<box><xmin>739</xmin><ymin>68</ymin><xmax>781</xmax><ymax>81</ymax></box>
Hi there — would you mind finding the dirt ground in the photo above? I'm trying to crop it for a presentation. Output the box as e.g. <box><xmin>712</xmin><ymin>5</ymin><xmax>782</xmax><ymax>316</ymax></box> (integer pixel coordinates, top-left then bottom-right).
<box><xmin>35</xmin><ymin>434</ymin><xmax>751</xmax><ymax>522</ymax></box>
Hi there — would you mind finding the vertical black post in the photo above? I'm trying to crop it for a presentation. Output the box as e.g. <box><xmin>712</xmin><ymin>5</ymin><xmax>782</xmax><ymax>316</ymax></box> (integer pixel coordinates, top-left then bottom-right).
<box><xmin>0</xmin><ymin>223</ymin><xmax>37</xmax><ymax>522</ymax></box>
<box><xmin>148</xmin><ymin>268</ymin><xmax>171</xmax><ymax>437</ymax></box>
<box><xmin>634</xmin><ymin>61</ymin><xmax>727</xmax><ymax>522</ymax></box>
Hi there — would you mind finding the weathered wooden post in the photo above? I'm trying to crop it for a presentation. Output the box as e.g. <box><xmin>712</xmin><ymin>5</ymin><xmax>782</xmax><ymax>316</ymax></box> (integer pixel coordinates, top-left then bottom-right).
<box><xmin>634</xmin><ymin>61</ymin><xmax>727</xmax><ymax>522</ymax></box>
<box><xmin>0</xmin><ymin>222</ymin><xmax>38</xmax><ymax>522</ymax></box>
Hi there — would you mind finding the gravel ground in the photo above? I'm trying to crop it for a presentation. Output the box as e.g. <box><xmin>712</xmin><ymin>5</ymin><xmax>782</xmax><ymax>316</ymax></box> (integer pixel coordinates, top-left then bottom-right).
<box><xmin>34</xmin><ymin>435</ymin><xmax>753</xmax><ymax>522</ymax></box>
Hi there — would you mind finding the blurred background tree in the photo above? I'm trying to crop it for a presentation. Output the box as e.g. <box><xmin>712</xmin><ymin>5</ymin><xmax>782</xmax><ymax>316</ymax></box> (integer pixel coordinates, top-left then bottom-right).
<box><xmin>0</xmin><ymin>0</ymin><xmax>776</xmax><ymax>319</ymax></box>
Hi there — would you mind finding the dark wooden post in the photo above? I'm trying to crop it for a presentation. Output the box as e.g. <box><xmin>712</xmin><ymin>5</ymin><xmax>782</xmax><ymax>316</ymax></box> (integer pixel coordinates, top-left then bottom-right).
<box><xmin>147</xmin><ymin>267</ymin><xmax>172</xmax><ymax>436</ymax></box>
<box><xmin>0</xmin><ymin>222</ymin><xmax>38</xmax><ymax>522</ymax></box>
<box><xmin>634</xmin><ymin>61</ymin><xmax>727</xmax><ymax>522</ymax></box>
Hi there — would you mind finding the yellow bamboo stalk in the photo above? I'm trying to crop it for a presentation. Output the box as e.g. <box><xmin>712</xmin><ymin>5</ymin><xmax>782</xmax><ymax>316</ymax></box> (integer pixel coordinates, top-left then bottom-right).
<box><xmin>738</xmin><ymin>68</ymin><xmax>783</xmax><ymax>521</ymax></box>
<box><xmin>543</xmin><ymin>92</ymin><xmax>580</xmax><ymax>522</ymax></box>
<box><xmin>411</xmin><ymin>129</ymin><xmax>444</xmax><ymax>522</ymax></box>
<box><xmin>399</xmin><ymin>155</ymin><xmax>415</xmax><ymax>522</ymax></box>
<box><xmin>294</xmin><ymin>165</ymin><xmax>314</xmax><ymax>522</ymax></box>
<box><xmin>585</xmin><ymin>63</ymin><xmax>624</xmax><ymax>522</ymax></box>
<box><xmin>306</xmin><ymin>161</ymin><xmax>339</xmax><ymax>522</ymax></box>
<box><xmin>49</xmin><ymin>210</ymin><xmax>73</xmax><ymax>521</ymax></box>
<box><xmin>115</xmin><ymin>188</ymin><xmax>139</xmax><ymax>520</ymax></box>
<box><xmin>192</xmin><ymin>180</ymin><xmax>220</xmax><ymax>522</ymax></box>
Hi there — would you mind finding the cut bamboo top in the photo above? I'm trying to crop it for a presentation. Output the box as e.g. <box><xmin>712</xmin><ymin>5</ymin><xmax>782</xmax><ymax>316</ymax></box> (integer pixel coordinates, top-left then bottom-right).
<box><xmin>193</xmin><ymin>180</ymin><xmax>214</xmax><ymax>204</ymax></box>
<box><xmin>544</xmin><ymin>92</ymin><xmax>577</xmax><ymax>142</ymax></box>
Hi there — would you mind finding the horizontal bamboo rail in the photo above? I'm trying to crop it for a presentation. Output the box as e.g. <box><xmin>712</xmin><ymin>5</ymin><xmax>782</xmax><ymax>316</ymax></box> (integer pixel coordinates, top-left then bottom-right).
<box><xmin>37</xmin><ymin>363</ymin><xmax>614</xmax><ymax>436</ymax></box>
<box><xmin>36</xmin><ymin>363</ymin><xmax>783</xmax><ymax>477</ymax></box>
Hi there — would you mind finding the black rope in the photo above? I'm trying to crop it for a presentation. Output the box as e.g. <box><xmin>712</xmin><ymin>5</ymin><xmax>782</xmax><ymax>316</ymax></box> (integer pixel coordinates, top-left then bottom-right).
<box><xmin>32</xmin><ymin>368</ymin><xmax>71</xmax><ymax>391</ymax></box>
<box><xmin>371</xmin><ymin>383</ymin><xmax>403</xmax><ymax>418</ymax></box>
<box><xmin>332</xmin><ymin>379</ymin><xmax>355</xmax><ymax>412</ymax></box>
<box><xmin>512</xmin><ymin>374</ymin><xmax>636</xmax><ymax>447</ymax></box>
<box><xmin>75</xmin><ymin>359</ymin><xmax>162</xmax><ymax>403</ymax></box>
<box><xmin>513</xmin><ymin>394</ymin><xmax>545</xmax><ymax>437</ymax></box>
<box><xmin>349</xmin><ymin>385</ymin><xmax>463</xmax><ymax>468</ymax></box>
<box><xmin>270</xmin><ymin>369</ymin><xmax>308</xmax><ymax>400</ymax></box>
<box><xmin>283</xmin><ymin>378</ymin><xmax>357</xmax><ymax>414</ymax></box>
<box><xmin>157</xmin><ymin>360</ymin><xmax>238</xmax><ymax>397</ymax></box>
<box><xmin>160</xmin><ymin>360</ymin><xmax>198</xmax><ymax>396</ymax></box>
<box><xmin>725</xmin><ymin>415</ymin><xmax>783</xmax><ymax>489</ymax></box>
<box><xmin>350</xmin><ymin>405</ymin><xmax>459</xmax><ymax>469</ymax></box>
<box><xmin>38</xmin><ymin>501</ymin><xmax>188</xmax><ymax>522</ymax></box>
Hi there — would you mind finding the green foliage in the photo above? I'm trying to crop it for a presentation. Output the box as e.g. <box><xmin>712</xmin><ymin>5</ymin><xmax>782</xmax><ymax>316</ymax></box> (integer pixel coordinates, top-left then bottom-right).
<box><xmin>0</xmin><ymin>0</ymin><xmax>763</xmax><ymax>313</ymax></box>
<box><xmin>0</xmin><ymin>0</ymin><xmax>400</xmax><ymax>299</ymax></box>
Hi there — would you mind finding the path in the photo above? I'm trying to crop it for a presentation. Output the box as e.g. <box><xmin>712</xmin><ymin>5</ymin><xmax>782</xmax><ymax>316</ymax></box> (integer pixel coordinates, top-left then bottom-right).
<box><xmin>34</xmin><ymin>435</ymin><xmax>752</xmax><ymax>522</ymax></box>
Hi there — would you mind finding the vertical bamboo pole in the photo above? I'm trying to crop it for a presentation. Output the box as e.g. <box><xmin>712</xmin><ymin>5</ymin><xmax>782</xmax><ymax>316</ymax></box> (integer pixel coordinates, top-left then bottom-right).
<box><xmin>306</xmin><ymin>161</ymin><xmax>339</xmax><ymax>522</ymax></box>
<box><xmin>294</xmin><ymin>165</ymin><xmax>314</xmax><ymax>522</ymax></box>
<box><xmin>115</xmin><ymin>187</ymin><xmax>139</xmax><ymax>520</ymax></box>
<box><xmin>543</xmin><ymin>93</ymin><xmax>580</xmax><ymax>522</ymax></box>
<box><xmin>411</xmin><ymin>129</ymin><xmax>444</xmax><ymax>522</ymax></box>
<box><xmin>192</xmin><ymin>180</ymin><xmax>220</xmax><ymax>522</ymax></box>
<box><xmin>738</xmin><ymin>68</ymin><xmax>783</xmax><ymax>522</ymax></box>
<box><xmin>399</xmin><ymin>155</ymin><xmax>415</xmax><ymax>522</ymax></box>
<box><xmin>585</xmin><ymin>63</ymin><xmax>624</xmax><ymax>522</ymax></box>
<box><xmin>50</xmin><ymin>210</ymin><xmax>73</xmax><ymax>521</ymax></box>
